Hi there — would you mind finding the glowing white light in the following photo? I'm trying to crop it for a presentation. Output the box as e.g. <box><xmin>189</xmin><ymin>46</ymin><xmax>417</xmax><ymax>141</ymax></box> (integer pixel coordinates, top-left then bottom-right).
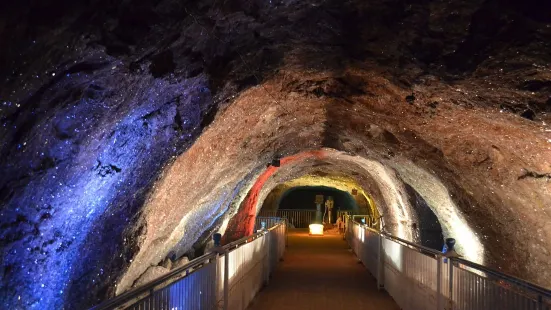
<box><xmin>309</xmin><ymin>224</ymin><xmax>324</xmax><ymax>235</ymax></box>
<box><xmin>218</xmin><ymin>217</ymin><xmax>231</xmax><ymax>235</ymax></box>
<box><xmin>385</xmin><ymin>239</ymin><xmax>403</xmax><ymax>271</ymax></box>
<box><xmin>393</xmin><ymin>160</ymin><xmax>485</xmax><ymax>264</ymax></box>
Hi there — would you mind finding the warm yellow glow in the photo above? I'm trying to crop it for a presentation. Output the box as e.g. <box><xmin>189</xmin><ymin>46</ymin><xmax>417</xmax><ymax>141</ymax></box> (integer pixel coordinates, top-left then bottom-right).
<box><xmin>260</xmin><ymin>174</ymin><xmax>379</xmax><ymax>219</ymax></box>
<box><xmin>309</xmin><ymin>224</ymin><xmax>324</xmax><ymax>235</ymax></box>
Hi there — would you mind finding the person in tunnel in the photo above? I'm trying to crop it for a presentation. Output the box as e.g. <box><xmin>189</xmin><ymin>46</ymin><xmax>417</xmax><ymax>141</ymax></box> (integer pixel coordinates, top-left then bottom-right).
<box><xmin>443</xmin><ymin>238</ymin><xmax>460</xmax><ymax>263</ymax></box>
<box><xmin>336</xmin><ymin>216</ymin><xmax>344</xmax><ymax>234</ymax></box>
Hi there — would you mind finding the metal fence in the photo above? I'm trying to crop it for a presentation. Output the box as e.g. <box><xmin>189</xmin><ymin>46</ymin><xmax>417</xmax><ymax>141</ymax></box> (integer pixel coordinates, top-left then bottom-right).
<box><xmin>258</xmin><ymin>209</ymin><xmax>315</xmax><ymax>228</ymax></box>
<box><xmin>258</xmin><ymin>209</ymin><xmax>373</xmax><ymax>228</ymax></box>
<box><xmin>92</xmin><ymin>217</ymin><xmax>286</xmax><ymax>310</ymax></box>
<box><xmin>347</xmin><ymin>214</ymin><xmax>378</xmax><ymax>228</ymax></box>
<box><xmin>254</xmin><ymin>217</ymin><xmax>285</xmax><ymax>231</ymax></box>
<box><xmin>346</xmin><ymin>216</ymin><xmax>551</xmax><ymax>310</ymax></box>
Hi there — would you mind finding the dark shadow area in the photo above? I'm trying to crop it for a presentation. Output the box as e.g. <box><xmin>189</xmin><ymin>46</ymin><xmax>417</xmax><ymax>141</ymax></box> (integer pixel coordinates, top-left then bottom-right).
<box><xmin>403</xmin><ymin>184</ymin><xmax>444</xmax><ymax>251</ymax></box>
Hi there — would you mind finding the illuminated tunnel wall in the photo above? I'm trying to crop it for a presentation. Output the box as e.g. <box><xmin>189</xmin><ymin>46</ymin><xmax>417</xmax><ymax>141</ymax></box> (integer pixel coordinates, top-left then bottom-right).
<box><xmin>217</xmin><ymin>148</ymin><xmax>470</xmax><ymax>258</ymax></box>
<box><xmin>255</xmin><ymin>170</ymin><xmax>444</xmax><ymax>250</ymax></box>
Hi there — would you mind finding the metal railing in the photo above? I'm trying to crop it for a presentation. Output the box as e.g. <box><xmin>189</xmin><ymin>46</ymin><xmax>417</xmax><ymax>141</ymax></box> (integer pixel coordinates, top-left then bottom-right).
<box><xmin>258</xmin><ymin>209</ymin><xmax>315</xmax><ymax>228</ymax></box>
<box><xmin>347</xmin><ymin>214</ymin><xmax>378</xmax><ymax>228</ymax></box>
<box><xmin>259</xmin><ymin>209</ymin><xmax>372</xmax><ymax>228</ymax></box>
<box><xmin>346</xmin><ymin>215</ymin><xmax>551</xmax><ymax>310</ymax></box>
<box><xmin>91</xmin><ymin>217</ymin><xmax>286</xmax><ymax>310</ymax></box>
<box><xmin>336</xmin><ymin>210</ymin><xmax>370</xmax><ymax>220</ymax></box>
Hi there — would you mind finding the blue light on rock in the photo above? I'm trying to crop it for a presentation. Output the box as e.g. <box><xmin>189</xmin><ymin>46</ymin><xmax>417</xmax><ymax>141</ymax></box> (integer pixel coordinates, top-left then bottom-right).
<box><xmin>0</xmin><ymin>63</ymin><xmax>214</xmax><ymax>308</ymax></box>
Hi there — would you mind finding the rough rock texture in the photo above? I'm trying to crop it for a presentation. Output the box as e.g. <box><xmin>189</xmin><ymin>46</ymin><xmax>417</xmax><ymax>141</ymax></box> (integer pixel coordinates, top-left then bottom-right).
<box><xmin>172</xmin><ymin>256</ymin><xmax>190</xmax><ymax>270</ymax></box>
<box><xmin>0</xmin><ymin>0</ymin><xmax>550</xmax><ymax>308</ymax></box>
<box><xmin>133</xmin><ymin>266</ymin><xmax>170</xmax><ymax>288</ymax></box>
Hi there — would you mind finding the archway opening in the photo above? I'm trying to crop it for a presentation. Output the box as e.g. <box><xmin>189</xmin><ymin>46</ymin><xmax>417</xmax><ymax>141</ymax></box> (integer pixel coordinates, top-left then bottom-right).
<box><xmin>278</xmin><ymin>186</ymin><xmax>357</xmax><ymax>213</ymax></box>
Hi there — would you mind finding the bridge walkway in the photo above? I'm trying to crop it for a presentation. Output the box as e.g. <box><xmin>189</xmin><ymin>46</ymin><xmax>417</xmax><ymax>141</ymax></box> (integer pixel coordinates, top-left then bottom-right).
<box><xmin>247</xmin><ymin>229</ymin><xmax>399</xmax><ymax>310</ymax></box>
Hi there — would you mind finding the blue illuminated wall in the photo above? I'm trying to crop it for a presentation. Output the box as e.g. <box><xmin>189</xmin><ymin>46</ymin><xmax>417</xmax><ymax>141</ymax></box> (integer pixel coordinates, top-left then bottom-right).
<box><xmin>0</xmin><ymin>55</ymin><xmax>214</xmax><ymax>309</ymax></box>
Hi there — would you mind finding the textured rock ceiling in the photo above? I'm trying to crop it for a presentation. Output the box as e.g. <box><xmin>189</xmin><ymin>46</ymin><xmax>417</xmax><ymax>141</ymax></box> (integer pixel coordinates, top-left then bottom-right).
<box><xmin>1</xmin><ymin>0</ymin><xmax>551</xmax><ymax>308</ymax></box>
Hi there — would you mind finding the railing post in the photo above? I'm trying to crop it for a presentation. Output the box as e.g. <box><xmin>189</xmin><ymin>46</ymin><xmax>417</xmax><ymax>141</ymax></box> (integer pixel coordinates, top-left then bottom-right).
<box><xmin>437</xmin><ymin>255</ymin><xmax>442</xmax><ymax>310</ymax></box>
<box><xmin>264</xmin><ymin>230</ymin><xmax>270</xmax><ymax>286</ymax></box>
<box><xmin>214</xmin><ymin>253</ymin><xmax>221</xmax><ymax>309</ymax></box>
<box><xmin>377</xmin><ymin>233</ymin><xmax>385</xmax><ymax>290</ymax></box>
<box><xmin>224</xmin><ymin>249</ymin><xmax>229</xmax><ymax>310</ymax></box>
<box><xmin>448</xmin><ymin>258</ymin><xmax>453</xmax><ymax>310</ymax></box>
<box><xmin>285</xmin><ymin>218</ymin><xmax>288</xmax><ymax>248</ymax></box>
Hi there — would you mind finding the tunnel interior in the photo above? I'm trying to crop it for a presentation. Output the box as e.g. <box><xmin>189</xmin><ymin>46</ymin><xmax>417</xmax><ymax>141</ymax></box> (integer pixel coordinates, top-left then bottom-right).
<box><xmin>1</xmin><ymin>0</ymin><xmax>551</xmax><ymax>308</ymax></box>
<box><xmin>278</xmin><ymin>186</ymin><xmax>357</xmax><ymax>213</ymax></box>
<box><xmin>257</xmin><ymin>171</ymin><xmax>444</xmax><ymax>249</ymax></box>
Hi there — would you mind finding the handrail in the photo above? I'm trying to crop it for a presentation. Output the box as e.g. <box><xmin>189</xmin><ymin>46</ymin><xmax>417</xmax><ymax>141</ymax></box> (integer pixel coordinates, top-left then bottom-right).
<box><xmin>452</xmin><ymin>257</ymin><xmax>551</xmax><ymax>297</ymax></box>
<box><xmin>261</xmin><ymin>209</ymin><xmax>316</xmax><ymax>212</ymax></box>
<box><xmin>222</xmin><ymin>224</ymin><xmax>280</xmax><ymax>252</ymax></box>
<box><xmin>348</xmin><ymin>215</ymin><xmax>551</xmax><ymax>299</ymax></box>
<box><xmin>91</xmin><ymin>218</ymin><xmax>286</xmax><ymax>310</ymax></box>
<box><xmin>91</xmin><ymin>252</ymin><xmax>218</xmax><ymax>310</ymax></box>
<box><xmin>382</xmin><ymin>229</ymin><xmax>442</xmax><ymax>257</ymax></box>
<box><xmin>350</xmin><ymin>216</ymin><xmax>444</xmax><ymax>257</ymax></box>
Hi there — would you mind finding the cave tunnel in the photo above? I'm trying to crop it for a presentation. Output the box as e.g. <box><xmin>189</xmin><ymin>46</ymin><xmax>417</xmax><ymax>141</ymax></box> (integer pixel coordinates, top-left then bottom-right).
<box><xmin>1</xmin><ymin>0</ymin><xmax>551</xmax><ymax>308</ymax></box>
<box><xmin>278</xmin><ymin>186</ymin><xmax>357</xmax><ymax>213</ymax></box>
<box><xmin>257</xmin><ymin>184</ymin><xmax>362</xmax><ymax>228</ymax></box>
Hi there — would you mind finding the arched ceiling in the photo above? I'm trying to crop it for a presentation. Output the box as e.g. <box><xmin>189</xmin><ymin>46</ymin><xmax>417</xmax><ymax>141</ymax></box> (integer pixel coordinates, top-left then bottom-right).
<box><xmin>116</xmin><ymin>66</ymin><xmax>549</xmax><ymax>295</ymax></box>
<box><xmin>0</xmin><ymin>0</ymin><xmax>550</xmax><ymax>308</ymax></box>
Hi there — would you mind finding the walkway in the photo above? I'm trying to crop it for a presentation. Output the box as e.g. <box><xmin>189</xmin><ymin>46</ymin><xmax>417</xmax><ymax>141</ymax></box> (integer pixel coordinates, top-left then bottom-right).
<box><xmin>247</xmin><ymin>229</ymin><xmax>400</xmax><ymax>310</ymax></box>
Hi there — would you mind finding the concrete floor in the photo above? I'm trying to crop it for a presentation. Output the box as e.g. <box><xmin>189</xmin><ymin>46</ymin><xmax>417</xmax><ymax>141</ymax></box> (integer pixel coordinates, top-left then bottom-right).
<box><xmin>247</xmin><ymin>229</ymin><xmax>400</xmax><ymax>310</ymax></box>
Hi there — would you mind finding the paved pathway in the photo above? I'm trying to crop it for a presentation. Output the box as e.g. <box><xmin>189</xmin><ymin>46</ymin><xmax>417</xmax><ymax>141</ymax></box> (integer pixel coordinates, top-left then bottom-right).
<box><xmin>247</xmin><ymin>229</ymin><xmax>400</xmax><ymax>310</ymax></box>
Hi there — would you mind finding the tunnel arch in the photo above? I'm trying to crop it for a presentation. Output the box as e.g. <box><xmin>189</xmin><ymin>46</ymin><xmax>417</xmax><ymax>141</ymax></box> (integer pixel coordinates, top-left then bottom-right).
<box><xmin>222</xmin><ymin>148</ymin><xmax>474</xmax><ymax>256</ymax></box>
<box><xmin>277</xmin><ymin>186</ymin><xmax>359</xmax><ymax>212</ymax></box>
<box><xmin>259</xmin><ymin>175</ymin><xmax>375</xmax><ymax>216</ymax></box>
<box><xmin>111</xmin><ymin>66</ymin><xmax>550</xmax><ymax>298</ymax></box>
<box><xmin>258</xmin><ymin>181</ymin><xmax>445</xmax><ymax>251</ymax></box>
<box><xmin>2</xmin><ymin>1</ymin><xmax>551</xmax><ymax>308</ymax></box>
<box><xmin>114</xmin><ymin>145</ymin><xmax>490</xmax><ymax>296</ymax></box>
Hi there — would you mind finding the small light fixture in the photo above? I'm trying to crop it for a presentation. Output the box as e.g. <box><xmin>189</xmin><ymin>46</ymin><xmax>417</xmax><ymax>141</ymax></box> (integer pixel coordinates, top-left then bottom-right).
<box><xmin>406</xmin><ymin>92</ymin><xmax>416</xmax><ymax>103</ymax></box>
<box><xmin>309</xmin><ymin>224</ymin><xmax>324</xmax><ymax>235</ymax></box>
<box><xmin>268</xmin><ymin>154</ymin><xmax>281</xmax><ymax>167</ymax></box>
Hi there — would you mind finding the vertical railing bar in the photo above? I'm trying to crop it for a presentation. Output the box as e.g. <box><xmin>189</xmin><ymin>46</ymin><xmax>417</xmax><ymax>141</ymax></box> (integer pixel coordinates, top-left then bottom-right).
<box><xmin>377</xmin><ymin>233</ymin><xmax>384</xmax><ymax>289</ymax></box>
<box><xmin>179</xmin><ymin>280</ymin><xmax>183</xmax><ymax>310</ymax></box>
<box><xmin>476</xmin><ymin>273</ymin><xmax>480</xmax><ymax>310</ymax></box>
<box><xmin>165</xmin><ymin>286</ymin><xmax>168</xmax><ymax>310</ymax></box>
<box><xmin>223</xmin><ymin>249</ymin><xmax>229</xmax><ymax>310</ymax></box>
<box><xmin>449</xmin><ymin>259</ymin><xmax>454</xmax><ymax>310</ymax></box>
<box><xmin>437</xmin><ymin>255</ymin><xmax>443</xmax><ymax>310</ymax></box>
<box><xmin>467</xmin><ymin>270</ymin><xmax>470</xmax><ymax>310</ymax></box>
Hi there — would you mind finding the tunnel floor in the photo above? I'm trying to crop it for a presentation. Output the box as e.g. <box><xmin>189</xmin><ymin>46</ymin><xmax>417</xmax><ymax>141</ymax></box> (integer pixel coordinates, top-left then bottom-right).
<box><xmin>247</xmin><ymin>229</ymin><xmax>399</xmax><ymax>310</ymax></box>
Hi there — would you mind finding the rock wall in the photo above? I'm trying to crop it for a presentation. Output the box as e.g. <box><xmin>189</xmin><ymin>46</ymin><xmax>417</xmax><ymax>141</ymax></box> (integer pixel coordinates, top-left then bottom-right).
<box><xmin>0</xmin><ymin>0</ymin><xmax>550</xmax><ymax>308</ymax></box>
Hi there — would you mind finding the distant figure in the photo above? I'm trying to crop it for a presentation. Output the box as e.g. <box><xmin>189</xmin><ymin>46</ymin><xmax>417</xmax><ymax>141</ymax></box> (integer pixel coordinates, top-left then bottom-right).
<box><xmin>443</xmin><ymin>238</ymin><xmax>459</xmax><ymax>262</ymax></box>
<box><xmin>336</xmin><ymin>216</ymin><xmax>344</xmax><ymax>234</ymax></box>
<box><xmin>212</xmin><ymin>233</ymin><xmax>224</xmax><ymax>254</ymax></box>
<box><xmin>257</xmin><ymin>221</ymin><xmax>267</xmax><ymax>232</ymax></box>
